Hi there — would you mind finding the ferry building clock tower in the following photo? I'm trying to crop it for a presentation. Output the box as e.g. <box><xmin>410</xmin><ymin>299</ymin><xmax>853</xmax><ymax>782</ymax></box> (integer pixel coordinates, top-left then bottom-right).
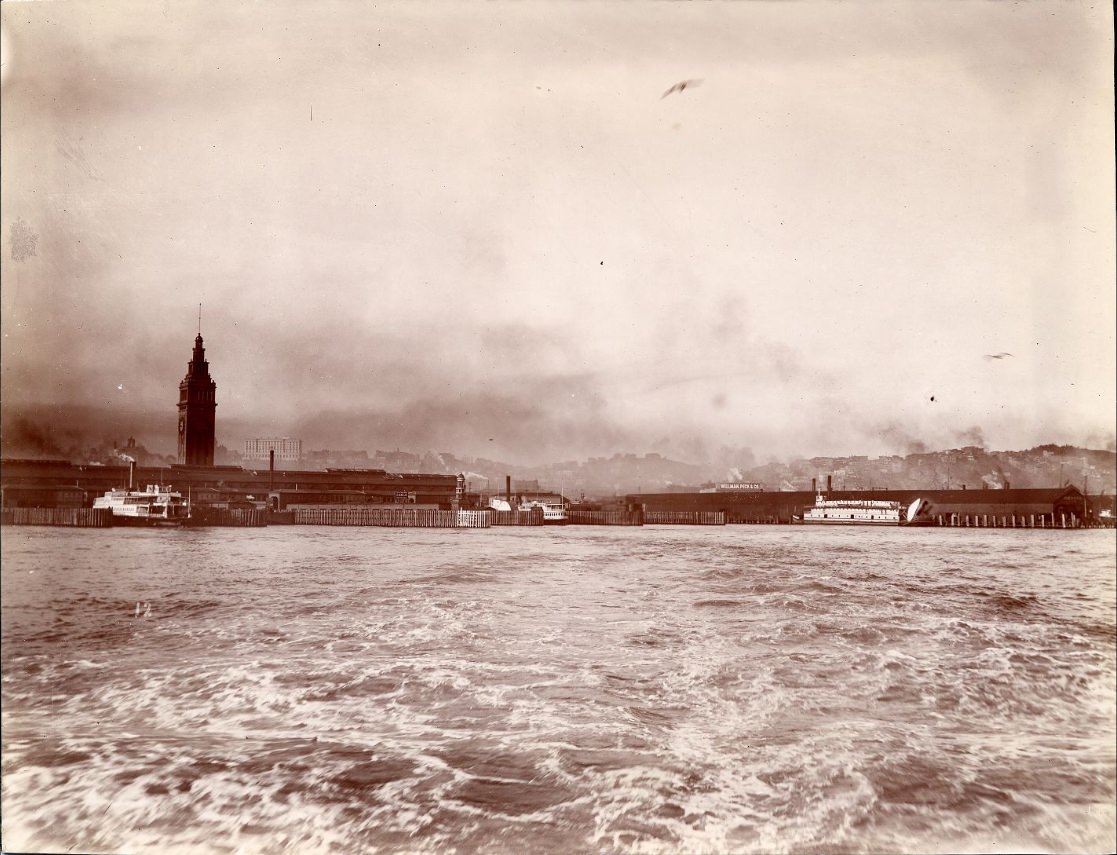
<box><xmin>177</xmin><ymin>326</ymin><xmax>217</xmax><ymax>466</ymax></box>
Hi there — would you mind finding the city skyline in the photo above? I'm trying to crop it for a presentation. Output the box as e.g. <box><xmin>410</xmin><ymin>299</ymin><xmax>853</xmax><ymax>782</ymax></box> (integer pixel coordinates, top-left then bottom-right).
<box><xmin>2</xmin><ymin>1</ymin><xmax>1114</xmax><ymax>467</ymax></box>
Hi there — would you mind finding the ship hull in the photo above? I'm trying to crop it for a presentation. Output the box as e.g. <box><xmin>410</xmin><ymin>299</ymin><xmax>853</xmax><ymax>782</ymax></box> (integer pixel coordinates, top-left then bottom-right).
<box><xmin>93</xmin><ymin>484</ymin><xmax>189</xmax><ymax>527</ymax></box>
<box><xmin>109</xmin><ymin>515</ymin><xmax>184</xmax><ymax>528</ymax></box>
<box><xmin>801</xmin><ymin>495</ymin><xmax>902</xmax><ymax>526</ymax></box>
<box><xmin>802</xmin><ymin>517</ymin><xmax>899</xmax><ymax>526</ymax></box>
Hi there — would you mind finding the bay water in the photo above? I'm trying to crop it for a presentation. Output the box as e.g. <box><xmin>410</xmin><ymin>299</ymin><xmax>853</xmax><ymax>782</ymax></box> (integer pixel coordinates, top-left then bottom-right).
<box><xmin>2</xmin><ymin>525</ymin><xmax>1114</xmax><ymax>854</ymax></box>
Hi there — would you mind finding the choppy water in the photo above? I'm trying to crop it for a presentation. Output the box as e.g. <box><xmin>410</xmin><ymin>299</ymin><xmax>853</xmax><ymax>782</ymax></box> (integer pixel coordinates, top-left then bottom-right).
<box><xmin>2</xmin><ymin>525</ymin><xmax>1114</xmax><ymax>855</ymax></box>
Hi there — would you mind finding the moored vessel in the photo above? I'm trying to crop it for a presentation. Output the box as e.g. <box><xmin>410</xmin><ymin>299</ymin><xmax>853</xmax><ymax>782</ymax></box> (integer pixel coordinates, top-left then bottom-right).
<box><xmin>802</xmin><ymin>494</ymin><xmax>902</xmax><ymax>525</ymax></box>
<box><xmin>488</xmin><ymin>496</ymin><xmax>567</xmax><ymax>523</ymax></box>
<box><xmin>520</xmin><ymin>498</ymin><xmax>567</xmax><ymax>524</ymax></box>
<box><xmin>92</xmin><ymin>484</ymin><xmax>189</xmax><ymax>526</ymax></box>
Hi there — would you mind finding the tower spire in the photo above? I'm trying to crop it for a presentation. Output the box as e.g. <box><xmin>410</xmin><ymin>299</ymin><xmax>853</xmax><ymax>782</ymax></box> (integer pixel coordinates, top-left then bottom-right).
<box><xmin>179</xmin><ymin>313</ymin><xmax>217</xmax><ymax>466</ymax></box>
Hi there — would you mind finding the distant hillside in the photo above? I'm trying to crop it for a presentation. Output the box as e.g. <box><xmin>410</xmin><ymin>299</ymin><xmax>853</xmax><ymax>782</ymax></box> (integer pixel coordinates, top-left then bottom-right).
<box><xmin>3</xmin><ymin>404</ymin><xmax>1113</xmax><ymax>499</ymax></box>
<box><xmin>722</xmin><ymin>445</ymin><xmax>1116</xmax><ymax>498</ymax></box>
<box><xmin>308</xmin><ymin>445</ymin><xmax>1116</xmax><ymax>501</ymax></box>
<box><xmin>455</xmin><ymin>445</ymin><xmax>1116</xmax><ymax>499</ymax></box>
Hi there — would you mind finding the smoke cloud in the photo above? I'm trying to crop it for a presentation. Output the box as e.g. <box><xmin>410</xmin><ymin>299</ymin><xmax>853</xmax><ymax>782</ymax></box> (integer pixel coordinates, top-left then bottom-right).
<box><xmin>2</xmin><ymin>2</ymin><xmax>1113</xmax><ymax>465</ymax></box>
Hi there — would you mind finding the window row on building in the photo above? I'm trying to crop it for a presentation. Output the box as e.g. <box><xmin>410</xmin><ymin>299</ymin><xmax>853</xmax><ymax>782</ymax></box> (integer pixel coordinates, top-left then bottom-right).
<box><xmin>243</xmin><ymin>438</ymin><xmax>303</xmax><ymax>462</ymax></box>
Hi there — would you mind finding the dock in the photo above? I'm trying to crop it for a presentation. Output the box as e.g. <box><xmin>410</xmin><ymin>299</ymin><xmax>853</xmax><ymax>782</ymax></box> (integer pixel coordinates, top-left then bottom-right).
<box><xmin>1</xmin><ymin>508</ymin><xmax>113</xmax><ymax>527</ymax></box>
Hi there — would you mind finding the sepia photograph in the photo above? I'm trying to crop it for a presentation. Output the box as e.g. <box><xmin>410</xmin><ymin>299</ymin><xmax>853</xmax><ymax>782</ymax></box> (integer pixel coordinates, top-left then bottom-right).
<box><xmin>2</xmin><ymin>1</ymin><xmax>1114</xmax><ymax>853</ymax></box>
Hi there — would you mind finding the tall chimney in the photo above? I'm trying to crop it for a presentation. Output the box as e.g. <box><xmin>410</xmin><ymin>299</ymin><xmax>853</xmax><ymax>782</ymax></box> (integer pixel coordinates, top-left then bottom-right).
<box><xmin>269</xmin><ymin>449</ymin><xmax>275</xmax><ymax>491</ymax></box>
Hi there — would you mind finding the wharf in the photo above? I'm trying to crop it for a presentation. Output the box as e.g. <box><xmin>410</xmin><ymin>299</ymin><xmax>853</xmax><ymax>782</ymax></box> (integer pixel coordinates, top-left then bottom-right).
<box><xmin>1</xmin><ymin>508</ymin><xmax>113</xmax><ymax>527</ymax></box>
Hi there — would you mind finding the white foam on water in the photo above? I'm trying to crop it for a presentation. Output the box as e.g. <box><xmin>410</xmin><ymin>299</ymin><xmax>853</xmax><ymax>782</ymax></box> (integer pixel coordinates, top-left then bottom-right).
<box><xmin>4</xmin><ymin>527</ymin><xmax>1114</xmax><ymax>853</ymax></box>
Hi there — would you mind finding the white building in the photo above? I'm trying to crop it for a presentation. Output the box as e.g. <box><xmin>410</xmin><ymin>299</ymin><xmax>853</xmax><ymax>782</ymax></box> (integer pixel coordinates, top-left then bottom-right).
<box><xmin>243</xmin><ymin>437</ymin><xmax>302</xmax><ymax>464</ymax></box>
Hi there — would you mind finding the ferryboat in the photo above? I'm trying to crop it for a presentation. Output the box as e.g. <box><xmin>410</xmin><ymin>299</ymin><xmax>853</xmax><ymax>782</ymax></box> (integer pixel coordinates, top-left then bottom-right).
<box><xmin>801</xmin><ymin>494</ymin><xmax>902</xmax><ymax>526</ymax></box>
<box><xmin>521</xmin><ymin>498</ymin><xmax>567</xmax><ymax>524</ymax></box>
<box><xmin>488</xmin><ymin>496</ymin><xmax>568</xmax><ymax>524</ymax></box>
<box><xmin>92</xmin><ymin>484</ymin><xmax>189</xmax><ymax>526</ymax></box>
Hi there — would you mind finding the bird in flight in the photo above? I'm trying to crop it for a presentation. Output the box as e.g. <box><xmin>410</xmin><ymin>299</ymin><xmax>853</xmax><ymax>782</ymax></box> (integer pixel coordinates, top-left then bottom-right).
<box><xmin>661</xmin><ymin>79</ymin><xmax>703</xmax><ymax>99</ymax></box>
<box><xmin>983</xmin><ymin>352</ymin><xmax>1014</xmax><ymax>360</ymax></box>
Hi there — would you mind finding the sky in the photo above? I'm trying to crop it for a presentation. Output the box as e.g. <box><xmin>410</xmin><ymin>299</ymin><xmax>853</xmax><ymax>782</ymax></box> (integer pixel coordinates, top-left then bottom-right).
<box><xmin>2</xmin><ymin>0</ymin><xmax>1114</xmax><ymax>466</ymax></box>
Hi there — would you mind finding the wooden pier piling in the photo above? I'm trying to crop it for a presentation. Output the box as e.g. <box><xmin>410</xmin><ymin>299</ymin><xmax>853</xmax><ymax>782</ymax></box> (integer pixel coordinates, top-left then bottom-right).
<box><xmin>567</xmin><ymin>509</ymin><xmax>644</xmax><ymax>526</ymax></box>
<box><xmin>186</xmin><ymin>508</ymin><xmax>268</xmax><ymax>527</ymax></box>
<box><xmin>455</xmin><ymin>510</ymin><xmax>492</xmax><ymax>528</ymax></box>
<box><xmin>644</xmin><ymin>511</ymin><xmax>726</xmax><ymax>525</ymax></box>
<box><xmin>294</xmin><ymin>507</ymin><xmax>461</xmax><ymax>527</ymax></box>
<box><xmin>1</xmin><ymin>508</ymin><xmax>113</xmax><ymax>527</ymax></box>
<box><xmin>289</xmin><ymin>507</ymin><xmax>491</xmax><ymax>527</ymax></box>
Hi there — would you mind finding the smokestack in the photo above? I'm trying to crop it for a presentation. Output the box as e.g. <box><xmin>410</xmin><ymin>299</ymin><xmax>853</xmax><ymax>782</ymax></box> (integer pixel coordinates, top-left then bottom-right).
<box><xmin>269</xmin><ymin>449</ymin><xmax>275</xmax><ymax>491</ymax></box>
<box><xmin>827</xmin><ymin>475</ymin><xmax>832</xmax><ymax>494</ymax></box>
<box><xmin>506</xmin><ymin>475</ymin><xmax>512</xmax><ymax>504</ymax></box>
<box><xmin>811</xmin><ymin>477</ymin><xmax>817</xmax><ymax>494</ymax></box>
<box><xmin>129</xmin><ymin>461</ymin><xmax>135</xmax><ymax>491</ymax></box>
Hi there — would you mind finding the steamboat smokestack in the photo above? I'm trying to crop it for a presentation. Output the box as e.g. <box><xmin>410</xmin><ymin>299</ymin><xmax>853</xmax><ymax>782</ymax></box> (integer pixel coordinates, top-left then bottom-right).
<box><xmin>129</xmin><ymin>461</ymin><xmax>135</xmax><ymax>491</ymax></box>
<box><xmin>269</xmin><ymin>449</ymin><xmax>275</xmax><ymax>491</ymax></box>
<box><xmin>506</xmin><ymin>475</ymin><xmax>512</xmax><ymax>506</ymax></box>
<box><xmin>811</xmin><ymin>477</ymin><xmax>817</xmax><ymax>494</ymax></box>
<box><xmin>827</xmin><ymin>475</ymin><xmax>833</xmax><ymax>494</ymax></box>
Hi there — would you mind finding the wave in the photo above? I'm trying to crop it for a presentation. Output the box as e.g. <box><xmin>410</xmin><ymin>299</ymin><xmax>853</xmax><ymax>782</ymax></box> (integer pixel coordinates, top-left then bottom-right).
<box><xmin>2</xmin><ymin>526</ymin><xmax>1113</xmax><ymax>855</ymax></box>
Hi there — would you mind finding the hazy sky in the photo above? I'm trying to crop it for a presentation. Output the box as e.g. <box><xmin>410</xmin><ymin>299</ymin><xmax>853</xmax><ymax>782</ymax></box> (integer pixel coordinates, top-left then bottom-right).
<box><xmin>2</xmin><ymin>1</ymin><xmax>1114</xmax><ymax>465</ymax></box>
